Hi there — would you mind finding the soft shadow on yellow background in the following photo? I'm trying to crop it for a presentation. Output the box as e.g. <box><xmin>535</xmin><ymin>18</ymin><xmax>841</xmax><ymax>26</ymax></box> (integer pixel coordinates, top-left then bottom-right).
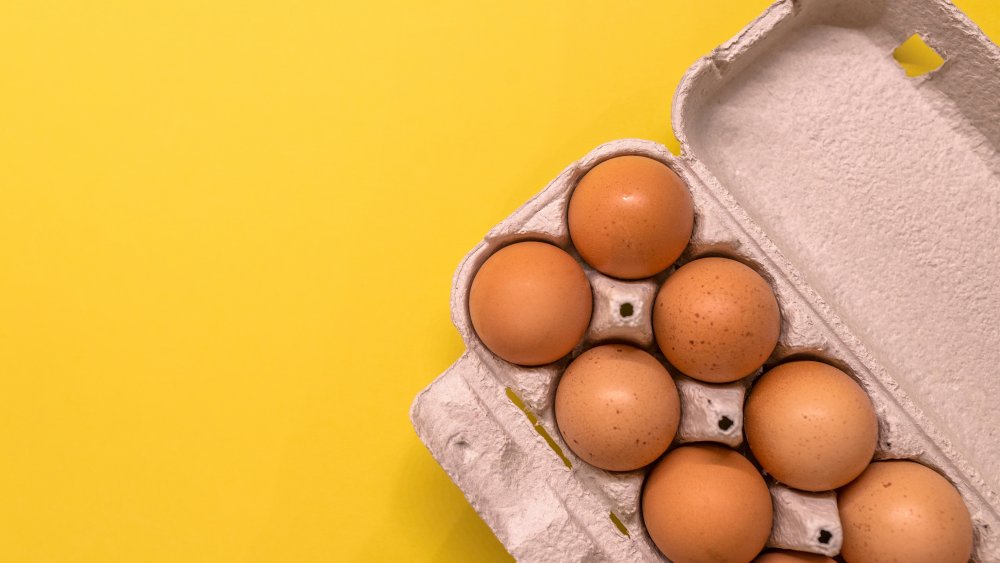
<box><xmin>1</xmin><ymin>2</ymin><xmax>997</xmax><ymax>561</ymax></box>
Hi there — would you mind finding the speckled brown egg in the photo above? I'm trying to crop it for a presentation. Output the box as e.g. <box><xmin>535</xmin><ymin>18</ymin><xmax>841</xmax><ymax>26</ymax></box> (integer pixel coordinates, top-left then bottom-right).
<box><xmin>554</xmin><ymin>344</ymin><xmax>679</xmax><ymax>471</ymax></box>
<box><xmin>568</xmin><ymin>155</ymin><xmax>693</xmax><ymax>280</ymax></box>
<box><xmin>839</xmin><ymin>461</ymin><xmax>973</xmax><ymax>563</ymax></box>
<box><xmin>469</xmin><ymin>241</ymin><xmax>592</xmax><ymax>366</ymax></box>
<box><xmin>643</xmin><ymin>443</ymin><xmax>773</xmax><ymax>563</ymax></box>
<box><xmin>753</xmin><ymin>549</ymin><xmax>835</xmax><ymax>562</ymax></box>
<box><xmin>653</xmin><ymin>257</ymin><xmax>780</xmax><ymax>382</ymax></box>
<box><xmin>745</xmin><ymin>361</ymin><xmax>878</xmax><ymax>491</ymax></box>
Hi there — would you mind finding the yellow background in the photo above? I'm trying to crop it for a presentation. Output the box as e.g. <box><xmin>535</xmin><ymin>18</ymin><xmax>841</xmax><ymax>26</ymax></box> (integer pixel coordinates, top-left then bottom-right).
<box><xmin>1</xmin><ymin>1</ymin><xmax>997</xmax><ymax>561</ymax></box>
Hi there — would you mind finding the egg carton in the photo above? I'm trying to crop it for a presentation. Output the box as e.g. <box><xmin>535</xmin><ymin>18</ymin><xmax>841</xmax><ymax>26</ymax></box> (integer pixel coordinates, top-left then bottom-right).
<box><xmin>410</xmin><ymin>0</ymin><xmax>1000</xmax><ymax>560</ymax></box>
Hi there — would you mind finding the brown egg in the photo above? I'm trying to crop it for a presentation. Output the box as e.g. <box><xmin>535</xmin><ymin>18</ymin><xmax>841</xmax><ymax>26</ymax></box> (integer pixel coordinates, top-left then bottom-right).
<box><xmin>642</xmin><ymin>443</ymin><xmax>773</xmax><ymax>562</ymax></box>
<box><xmin>754</xmin><ymin>550</ymin><xmax>835</xmax><ymax>562</ymax></box>
<box><xmin>839</xmin><ymin>461</ymin><xmax>973</xmax><ymax>563</ymax></box>
<box><xmin>469</xmin><ymin>241</ymin><xmax>592</xmax><ymax>366</ymax></box>
<box><xmin>568</xmin><ymin>155</ymin><xmax>693</xmax><ymax>280</ymax></box>
<box><xmin>554</xmin><ymin>344</ymin><xmax>679</xmax><ymax>471</ymax></box>
<box><xmin>745</xmin><ymin>361</ymin><xmax>877</xmax><ymax>491</ymax></box>
<box><xmin>653</xmin><ymin>257</ymin><xmax>780</xmax><ymax>382</ymax></box>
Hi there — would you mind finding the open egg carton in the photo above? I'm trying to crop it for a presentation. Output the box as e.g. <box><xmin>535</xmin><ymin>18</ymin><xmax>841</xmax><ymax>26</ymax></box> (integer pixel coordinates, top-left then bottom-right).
<box><xmin>410</xmin><ymin>0</ymin><xmax>1000</xmax><ymax>560</ymax></box>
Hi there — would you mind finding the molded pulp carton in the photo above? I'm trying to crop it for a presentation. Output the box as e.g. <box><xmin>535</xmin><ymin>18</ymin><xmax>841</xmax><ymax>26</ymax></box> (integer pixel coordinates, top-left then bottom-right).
<box><xmin>411</xmin><ymin>0</ymin><xmax>1000</xmax><ymax>560</ymax></box>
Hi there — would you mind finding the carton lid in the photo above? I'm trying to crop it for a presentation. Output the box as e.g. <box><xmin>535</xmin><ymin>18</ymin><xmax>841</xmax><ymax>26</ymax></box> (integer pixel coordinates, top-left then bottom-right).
<box><xmin>674</xmin><ymin>0</ymin><xmax>1000</xmax><ymax>495</ymax></box>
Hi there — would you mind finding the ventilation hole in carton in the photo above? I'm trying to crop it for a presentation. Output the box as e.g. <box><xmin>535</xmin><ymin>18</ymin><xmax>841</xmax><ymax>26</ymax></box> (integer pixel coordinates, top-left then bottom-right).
<box><xmin>505</xmin><ymin>387</ymin><xmax>572</xmax><ymax>468</ymax></box>
<box><xmin>609</xmin><ymin>512</ymin><xmax>630</xmax><ymax>537</ymax></box>
<box><xmin>718</xmin><ymin>416</ymin><xmax>734</xmax><ymax>431</ymax></box>
<box><xmin>892</xmin><ymin>34</ymin><xmax>944</xmax><ymax>77</ymax></box>
<box><xmin>534</xmin><ymin>425</ymin><xmax>572</xmax><ymax>469</ymax></box>
<box><xmin>619</xmin><ymin>302</ymin><xmax>634</xmax><ymax>318</ymax></box>
<box><xmin>818</xmin><ymin>529</ymin><xmax>833</xmax><ymax>544</ymax></box>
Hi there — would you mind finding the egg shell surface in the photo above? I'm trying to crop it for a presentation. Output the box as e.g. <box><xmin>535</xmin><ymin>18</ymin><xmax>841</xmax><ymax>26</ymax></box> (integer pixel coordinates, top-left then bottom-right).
<box><xmin>838</xmin><ymin>460</ymin><xmax>973</xmax><ymax>563</ymax></box>
<box><xmin>642</xmin><ymin>443</ymin><xmax>773</xmax><ymax>563</ymax></box>
<box><xmin>745</xmin><ymin>360</ymin><xmax>878</xmax><ymax>491</ymax></box>
<box><xmin>653</xmin><ymin>257</ymin><xmax>780</xmax><ymax>382</ymax></box>
<box><xmin>554</xmin><ymin>344</ymin><xmax>680</xmax><ymax>471</ymax></box>
<box><xmin>753</xmin><ymin>549</ymin><xmax>836</xmax><ymax>562</ymax></box>
<box><xmin>568</xmin><ymin>155</ymin><xmax>694</xmax><ymax>280</ymax></box>
<box><xmin>469</xmin><ymin>241</ymin><xmax>592</xmax><ymax>366</ymax></box>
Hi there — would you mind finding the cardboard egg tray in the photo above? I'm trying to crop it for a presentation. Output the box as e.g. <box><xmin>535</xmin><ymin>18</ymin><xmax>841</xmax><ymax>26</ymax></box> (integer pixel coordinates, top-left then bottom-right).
<box><xmin>410</xmin><ymin>0</ymin><xmax>1000</xmax><ymax>560</ymax></box>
